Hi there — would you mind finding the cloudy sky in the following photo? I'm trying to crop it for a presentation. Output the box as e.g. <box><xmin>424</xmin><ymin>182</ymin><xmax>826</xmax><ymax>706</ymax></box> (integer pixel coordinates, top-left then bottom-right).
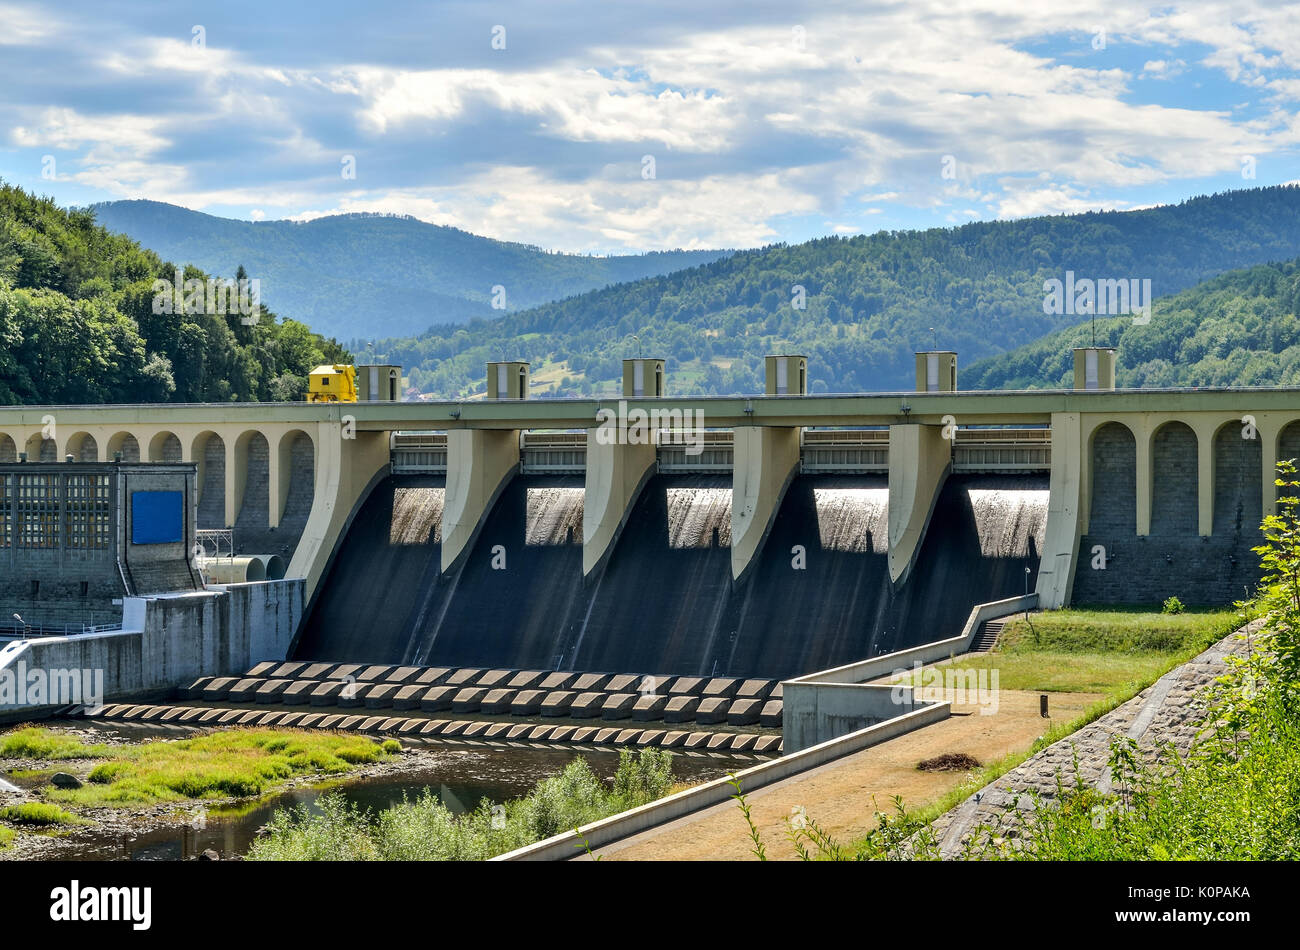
<box><xmin>1</xmin><ymin>0</ymin><xmax>1298</xmax><ymax>253</ymax></box>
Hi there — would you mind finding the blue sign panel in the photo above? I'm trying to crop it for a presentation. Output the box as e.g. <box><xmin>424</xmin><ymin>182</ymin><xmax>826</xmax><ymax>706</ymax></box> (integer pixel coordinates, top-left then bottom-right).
<box><xmin>131</xmin><ymin>491</ymin><xmax>183</xmax><ymax>544</ymax></box>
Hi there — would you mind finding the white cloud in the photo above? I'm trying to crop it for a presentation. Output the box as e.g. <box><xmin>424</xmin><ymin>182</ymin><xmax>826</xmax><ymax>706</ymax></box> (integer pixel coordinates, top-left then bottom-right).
<box><xmin>283</xmin><ymin>167</ymin><xmax>818</xmax><ymax>250</ymax></box>
<box><xmin>1141</xmin><ymin>59</ymin><xmax>1188</xmax><ymax>79</ymax></box>
<box><xmin>0</xmin><ymin>2</ymin><xmax>54</xmax><ymax>44</ymax></box>
<box><xmin>994</xmin><ymin>184</ymin><xmax>1130</xmax><ymax>219</ymax></box>
<box><xmin>3</xmin><ymin>0</ymin><xmax>1300</xmax><ymax>249</ymax></box>
<box><xmin>351</xmin><ymin>66</ymin><xmax>736</xmax><ymax>151</ymax></box>
<box><xmin>10</xmin><ymin>107</ymin><xmax>170</xmax><ymax>154</ymax></box>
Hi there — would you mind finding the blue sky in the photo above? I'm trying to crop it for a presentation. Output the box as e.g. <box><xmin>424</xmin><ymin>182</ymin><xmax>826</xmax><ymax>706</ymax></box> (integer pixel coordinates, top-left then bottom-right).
<box><xmin>1</xmin><ymin>0</ymin><xmax>1298</xmax><ymax>253</ymax></box>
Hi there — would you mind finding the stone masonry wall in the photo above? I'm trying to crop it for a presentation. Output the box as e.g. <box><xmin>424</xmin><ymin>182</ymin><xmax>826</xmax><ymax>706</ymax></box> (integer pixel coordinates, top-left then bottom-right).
<box><xmin>1073</xmin><ymin>423</ymin><xmax>1262</xmax><ymax>606</ymax></box>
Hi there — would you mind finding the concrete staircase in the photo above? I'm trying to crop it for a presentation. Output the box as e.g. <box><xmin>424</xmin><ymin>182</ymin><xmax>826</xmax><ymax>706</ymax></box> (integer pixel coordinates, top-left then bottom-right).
<box><xmin>969</xmin><ymin>619</ymin><xmax>1006</xmax><ymax>653</ymax></box>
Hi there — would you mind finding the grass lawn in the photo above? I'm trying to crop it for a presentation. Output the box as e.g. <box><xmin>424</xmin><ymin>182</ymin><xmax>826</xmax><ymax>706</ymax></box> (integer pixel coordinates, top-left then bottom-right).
<box><xmin>2</xmin><ymin>727</ymin><xmax>400</xmax><ymax>807</ymax></box>
<box><xmin>895</xmin><ymin>606</ymin><xmax>1246</xmax><ymax>698</ymax></box>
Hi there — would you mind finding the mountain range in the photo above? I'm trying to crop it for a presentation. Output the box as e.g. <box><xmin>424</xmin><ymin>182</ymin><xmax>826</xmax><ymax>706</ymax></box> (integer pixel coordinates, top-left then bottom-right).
<box><xmin>369</xmin><ymin>185</ymin><xmax>1300</xmax><ymax>397</ymax></box>
<box><xmin>90</xmin><ymin>200</ymin><xmax>733</xmax><ymax>343</ymax></box>
<box><xmin>76</xmin><ymin>186</ymin><xmax>1300</xmax><ymax>402</ymax></box>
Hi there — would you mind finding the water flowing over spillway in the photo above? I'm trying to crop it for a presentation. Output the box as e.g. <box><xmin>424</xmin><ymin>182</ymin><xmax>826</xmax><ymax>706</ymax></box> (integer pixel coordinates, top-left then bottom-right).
<box><xmin>968</xmin><ymin>488</ymin><xmax>1048</xmax><ymax>558</ymax></box>
<box><xmin>665</xmin><ymin>486</ymin><xmax>733</xmax><ymax>548</ymax></box>
<box><xmin>717</xmin><ymin>475</ymin><xmax>1047</xmax><ymax>675</ymax></box>
<box><xmin>295</xmin><ymin>471</ymin><xmax>1048</xmax><ymax>680</ymax></box>
<box><xmin>813</xmin><ymin>486</ymin><xmax>889</xmax><ymax>553</ymax></box>
<box><xmin>524</xmin><ymin>486</ymin><xmax>584</xmax><ymax>546</ymax></box>
<box><xmin>408</xmin><ymin>474</ymin><xmax>737</xmax><ymax>674</ymax></box>
<box><xmin>565</xmin><ymin>475</ymin><xmax>735</xmax><ymax>674</ymax></box>
<box><xmin>390</xmin><ymin>486</ymin><xmax>444</xmax><ymax>545</ymax></box>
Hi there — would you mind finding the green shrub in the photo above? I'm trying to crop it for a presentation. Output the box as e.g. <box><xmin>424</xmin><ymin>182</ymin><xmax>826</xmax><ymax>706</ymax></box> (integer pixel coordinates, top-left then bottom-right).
<box><xmin>250</xmin><ymin>749</ymin><xmax>676</xmax><ymax>862</ymax></box>
<box><xmin>246</xmin><ymin>794</ymin><xmax>380</xmax><ymax>861</ymax></box>
<box><xmin>1162</xmin><ymin>596</ymin><xmax>1185</xmax><ymax>615</ymax></box>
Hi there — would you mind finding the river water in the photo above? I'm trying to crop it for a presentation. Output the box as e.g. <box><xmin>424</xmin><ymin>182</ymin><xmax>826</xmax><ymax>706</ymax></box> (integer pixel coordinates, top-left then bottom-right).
<box><xmin>17</xmin><ymin>744</ymin><xmax>733</xmax><ymax>861</ymax></box>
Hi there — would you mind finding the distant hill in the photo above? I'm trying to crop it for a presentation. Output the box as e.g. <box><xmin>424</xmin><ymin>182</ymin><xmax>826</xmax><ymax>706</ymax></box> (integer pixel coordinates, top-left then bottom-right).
<box><xmin>371</xmin><ymin>185</ymin><xmax>1300</xmax><ymax>398</ymax></box>
<box><xmin>0</xmin><ymin>182</ymin><xmax>347</xmax><ymax>404</ymax></box>
<box><xmin>964</xmin><ymin>259</ymin><xmax>1300</xmax><ymax>390</ymax></box>
<box><xmin>90</xmin><ymin>200</ymin><xmax>734</xmax><ymax>341</ymax></box>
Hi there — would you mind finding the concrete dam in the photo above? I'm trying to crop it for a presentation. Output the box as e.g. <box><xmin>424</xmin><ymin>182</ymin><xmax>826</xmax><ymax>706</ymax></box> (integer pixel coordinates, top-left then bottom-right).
<box><xmin>0</xmin><ymin>349</ymin><xmax>1285</xmax><ymax>744</ymax></box>
<box><xmin>296</xmin><ymin>471</ymin><xmax>1048</xmax><ymax>680</ymax></box>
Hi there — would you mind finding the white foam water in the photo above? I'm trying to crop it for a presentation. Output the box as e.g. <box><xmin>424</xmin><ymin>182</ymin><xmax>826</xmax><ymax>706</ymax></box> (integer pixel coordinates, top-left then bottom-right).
<box><xmin>967</xmin><ymin>489</ymin><xmax>1049</xmax><ymax>558</ymax></box>
<box><xmin>525</xmin><ymin>486</ymin><xmax>584</xmax><ymax>546</ymax></box>
<box><xmin>389</xmin><ymin>487</ymin><xmax>444</xmax><ymax>545</ymax></box>
<box><xmin>666</xmin><ymin>487</ymin><xmax>732</xmax><ymax>549</ymax></box>
<box><xmin>813</xmin><ymin>487</ymin><xmax>890</xmax><ymax>553</ymax></box>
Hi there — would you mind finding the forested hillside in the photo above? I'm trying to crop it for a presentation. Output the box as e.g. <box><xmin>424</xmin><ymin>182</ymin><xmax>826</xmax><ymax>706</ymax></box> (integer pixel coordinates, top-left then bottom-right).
<box><xmin>0</xmin><ymin>183</ymin><xmax>348</xmax><ymax>404</ymax></box>
<box><xmin>92</xmin><ymin>200</ymin><xmax>733</xmax><ymax>341</ymax></box>
<box><xmin>965</xmin><ymin>260</ymin><xmax>1300</xmax><ymax>390</ymax></box>
<box><xmin>375</xmin><ymin>185</ymin><xmax>1300</xmax><ymax>398</ymax></box>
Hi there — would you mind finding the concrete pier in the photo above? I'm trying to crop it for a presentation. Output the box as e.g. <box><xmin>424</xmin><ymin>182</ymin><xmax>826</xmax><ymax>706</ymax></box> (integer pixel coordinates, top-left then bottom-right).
<box><xmin>583</xmin><ymin>434</ymin><xmax>656</xmax><ymax>576</ymax></box>
<box><xmin>441</xmin><ymin>429</ymin><xmax>520</xmax><ymax>573</ymax></box>
<box><xmin>886</xmin><ymin>424</ymin><xmax>951</xmax><ymax>586</ymax></box>
<box><xmin>730</xmin><ymin>425</ymin><xmax>801</xmax><ymax>582</ymax></box>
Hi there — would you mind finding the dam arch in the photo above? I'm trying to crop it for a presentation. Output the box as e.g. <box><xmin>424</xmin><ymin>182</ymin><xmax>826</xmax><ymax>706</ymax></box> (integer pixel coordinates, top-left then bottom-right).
<box><xmin>1085</xmin><ymin>421</ymin><xmax>1137</xmax><ymax>536</ymax></box>
<box><xmin>276</xmin><ymin>429</ymin><xmax>316</xmax><ymax>529</ymax></box>
<box><xmin>234</xmin><ymin>430</ymin><xmax>270</xmax><ymax>535</ymax></box>
<box><xmin>192</xmin><ymin>431</ymin><xmax>226</xmax><ymax>528</ymax></box>
<box><xmin>23</xmin><ymin>432</ymin><xmax>56</xmax><ymax>460</ymax></box>
<box><xmin>1213</xmin><ymin>418</ymin><xmax>1262</xmax><ymax>539</ymax></box>
<box><xmin>105</xmin><ymin>430</ymin><xmax>141</xmax><ymax>462</ymax></box>
<box><xmin>148</xmin><ymin>431</ymin><xmax>183</xmax><ymax>462</ymax></box>
<box><xmin>1149</xmin><ymin>421</ymin><xmax>1197</xmax><ymax>536</ymax></box>
<box><xmin>1276</xmin><ymin>420</ymin><xmax>1300</xmax><ymax>497</ymax></box>
<box><xmin>62</xmin><ymin>431</ymin><xmax>98</xmax><ymax>461</ymax></box>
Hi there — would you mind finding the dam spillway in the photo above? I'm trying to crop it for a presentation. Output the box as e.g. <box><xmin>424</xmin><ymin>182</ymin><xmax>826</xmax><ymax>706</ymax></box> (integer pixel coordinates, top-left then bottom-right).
<box><xmin>719</xmin><ymin>474</ymin><xmax>1046</xmax><ymax>676</ymax></box>
<box><xmin>295</xmin><ymin>471</ymin><xmax>1048</xmax><ymax>681</ymax></box>
<box><xmin>294</xmin><ymin>474</ymin><xmax>446</xmax><ymax>662</ymax></box>
<box><xmin>561</xmin><ymin>475</ymin><xmax>736</xmax><ymax>675</ymax></box>
<box><xmin>405</xmin><ymin>475</ymin><xmax>590</xmax><ymax>670</ymax></box>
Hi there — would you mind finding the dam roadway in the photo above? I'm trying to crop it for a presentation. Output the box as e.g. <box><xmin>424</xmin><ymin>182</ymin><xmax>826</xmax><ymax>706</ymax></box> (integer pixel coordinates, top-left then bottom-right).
<box><xmin>4</xmin><ymin>384</ymin><xmax>1300</xmax><ymax>429</ymax></box>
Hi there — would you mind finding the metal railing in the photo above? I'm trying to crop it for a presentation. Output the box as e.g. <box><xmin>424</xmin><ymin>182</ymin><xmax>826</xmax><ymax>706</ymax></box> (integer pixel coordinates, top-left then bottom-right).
<box><xmin>195</xmin><ymin>527</ymin><xmax>234</xmax><ymax>559</ymax></box>
<box><xmin>657</xmin><ymin>430</ymin><xmax>733</xmax><ymax>473</ymax></box>
<box><xmin>1</xmin><ymin>621</ymin><xmax>122</xmax><ymax>639</ymax></box>
<box><xmin>387</xmin><ymin>426</ymin><xmax>1052</xmax><ymax>477</ymax></box>
<box><xmin>799</xmin><ymin>427</ymin><xmax>1051</xmax><ymax>474</ymax></box>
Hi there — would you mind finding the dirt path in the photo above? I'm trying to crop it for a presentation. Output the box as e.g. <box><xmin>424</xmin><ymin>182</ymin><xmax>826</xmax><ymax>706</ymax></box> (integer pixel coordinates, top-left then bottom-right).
<box><xmin>588</xmin><ymin>689</ymin><xmax>1101</xmax><ymax>861</ymax></box>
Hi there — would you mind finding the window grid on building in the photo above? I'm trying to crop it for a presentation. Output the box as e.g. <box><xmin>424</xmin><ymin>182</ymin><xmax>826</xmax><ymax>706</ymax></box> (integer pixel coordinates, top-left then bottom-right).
<box><xmin>66</xmin><ymin>474</ymin><xmax>111</xmax><ymax>550</ymax></box>
<box><xmin>17</xmin><ymin>474</ymin><xmax>60</xmax><ymax>549</ymax></box>
<box><xmin>0</xmin><ymin>473</ymin><xmax>10</xmax><ymax>548</ymax></box>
